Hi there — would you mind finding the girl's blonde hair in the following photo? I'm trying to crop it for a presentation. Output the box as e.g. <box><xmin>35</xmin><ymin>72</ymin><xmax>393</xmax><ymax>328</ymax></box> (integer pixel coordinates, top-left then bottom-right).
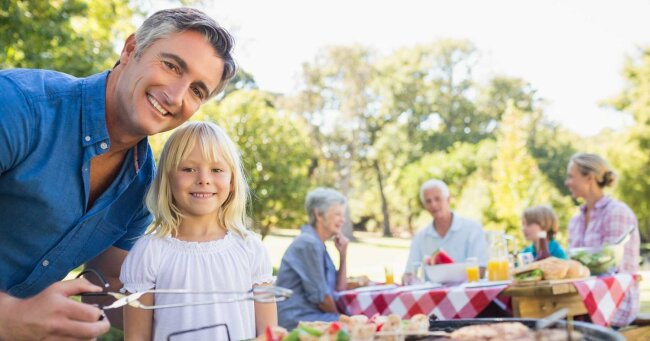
<box><xmin>569</xmin><ymin>153</ymin><xmax>616</xmax><ymax>188</ymax></box>
<box><xmin>523</xmin><ymin>205</ymin><xmax>558</xmax><ymax>240</ymax></box>
<box><xmin>146</xmin><ymin>121</ymin><xmax>249</xmax><ymax>237</ymax></box>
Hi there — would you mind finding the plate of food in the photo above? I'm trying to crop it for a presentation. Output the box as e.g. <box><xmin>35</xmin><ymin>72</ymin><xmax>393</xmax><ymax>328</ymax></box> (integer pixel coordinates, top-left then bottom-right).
<box><xmin>512</xmin><ymin>257</ymin><xmax>590</xmax><ymax>285</ymax></box>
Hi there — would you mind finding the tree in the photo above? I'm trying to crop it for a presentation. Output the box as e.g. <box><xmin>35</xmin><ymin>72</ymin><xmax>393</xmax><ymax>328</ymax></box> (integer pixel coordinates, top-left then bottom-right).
<box><xmin>283</xmin><ymin>45</ymin><xmax>384</xmax><ymax>237</ymax></box>
<box><xmin>201</xmin><ymin>90</ymin><xmax>314</xmax><ymax>237</ymax></box>
<box><xmin>606</xmin><ymin>47</ymin><xmax>650</xmax><ymax>240</ymax></box>
<box><xmin>483</xmin><ymin>104</ymin><xmax>573</xmax><ymax>243</ymax></box>
<box><xmin>1</xmin><ymin>0</ymin><xmax>135</xmax><ymax>76</ymax></box>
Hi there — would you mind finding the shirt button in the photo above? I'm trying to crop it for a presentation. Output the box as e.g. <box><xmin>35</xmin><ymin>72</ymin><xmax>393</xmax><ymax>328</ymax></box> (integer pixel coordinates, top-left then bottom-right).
<box><xmin>42</xmin><ymin>260</ymin><xmax>50</xmax><ymax>267</ymax></box>
<box><xmin>85</xmin><ymin>136</ymin><xmax>91</xmax><ymax>141</ymax></box>
<box><xmin>100</xmin><ymin>142</ymin><xmax>108</xmax><ymax>150</ymax></box>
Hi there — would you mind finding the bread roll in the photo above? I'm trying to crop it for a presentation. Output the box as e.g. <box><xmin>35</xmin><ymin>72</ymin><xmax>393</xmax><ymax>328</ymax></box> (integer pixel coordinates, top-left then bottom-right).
<box><xmin>539</xmin><ymin>257</ymin><xmax>570</xmax><ymax>280</ymax></box>
<box><xmin>566</xmin><ymin>259</ymin><xmax>589</xmax><ymax>279</ymax></box>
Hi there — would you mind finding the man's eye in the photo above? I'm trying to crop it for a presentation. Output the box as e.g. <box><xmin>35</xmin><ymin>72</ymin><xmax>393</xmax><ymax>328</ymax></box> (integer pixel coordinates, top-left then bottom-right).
<box><xmin>163</xmin><ymin>61</ymin><xmax>179</xmax><ymax>73</ymax></box>
<box><xmin>191</xmin><ymin>86</ymin><xmax>204</xmax><ymax>99</ymax></box>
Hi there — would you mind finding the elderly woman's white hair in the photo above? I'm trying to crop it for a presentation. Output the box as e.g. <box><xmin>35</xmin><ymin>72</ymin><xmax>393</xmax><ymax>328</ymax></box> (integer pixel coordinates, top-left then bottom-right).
<box><xmin>419</xmin><ymin>179</ymin><xmax>450</xmax><ymax>203</ymax></box>
<box><xmin>305</xmin><ymin>187</ymin><xmax>347</xmax><ymax>226</ymax></box>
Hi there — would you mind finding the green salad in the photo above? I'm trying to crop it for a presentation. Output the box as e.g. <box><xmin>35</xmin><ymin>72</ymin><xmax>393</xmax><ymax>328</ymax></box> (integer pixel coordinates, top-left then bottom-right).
<box><xmin>570</xmin><ymin>246</ymin><xmax>616</xmax><ymax>275</ymax></box>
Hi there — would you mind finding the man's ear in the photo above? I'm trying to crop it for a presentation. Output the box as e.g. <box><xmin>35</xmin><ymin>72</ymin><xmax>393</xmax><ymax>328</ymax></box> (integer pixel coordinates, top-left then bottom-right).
<box><xmin>118</xmin><ymin>34</ymin><xmax>137</xmax><ymax>65</ymax></box>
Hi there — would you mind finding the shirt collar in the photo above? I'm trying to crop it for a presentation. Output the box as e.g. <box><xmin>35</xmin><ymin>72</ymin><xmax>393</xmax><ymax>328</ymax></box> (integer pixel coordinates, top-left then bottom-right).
<box><xmin>80</xmin><ymin>71</ymin><xmax>110</xmax><ymax>148</ymax></box>
<box><xmin>424</xmin><ymin>212</ymin><xmax>459</xmax><ymax>238</ymax></box>
<box><xmin>580</xmin><ymin>195</ymin><xmax>612</xmax><ymax>214</ymax></box>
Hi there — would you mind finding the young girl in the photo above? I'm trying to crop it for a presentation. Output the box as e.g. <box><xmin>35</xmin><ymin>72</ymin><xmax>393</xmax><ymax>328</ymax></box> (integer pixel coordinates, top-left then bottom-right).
<box><xmin>520</xmin><ymin>205</ymin><xmax>568</xmax><ymax>259</ymax></box>
<box><xmin>120</xmin><ymin>121</ymin><xmax>276</xmax><ymax>341</ymax></box>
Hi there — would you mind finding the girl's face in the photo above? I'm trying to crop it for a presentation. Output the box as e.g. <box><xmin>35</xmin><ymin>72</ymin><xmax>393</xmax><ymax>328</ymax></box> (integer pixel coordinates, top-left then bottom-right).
<box><xmin>316</xmin><ymin>203</ymin><xmax>345</xmax><ymax>238</ymax></box>
<box><xmin>565</xmin><ymin>162</ymin><xmax>593</xmax><ymax>199</ymax></box>
<box><xmin>169</xmin><ymin>144</ymin><xmax>232</xmax><ymax>221</ymax></box>
<box><xmin>522</xmin><ymin>218</ymin><xmax>542</xmax><ymax>242</ymax></box>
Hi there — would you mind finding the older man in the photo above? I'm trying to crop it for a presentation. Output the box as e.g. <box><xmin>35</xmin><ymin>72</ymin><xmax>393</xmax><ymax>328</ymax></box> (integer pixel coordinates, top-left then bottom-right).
<box><xmin>403</xmin><ymin>179</ymin><xmax>488</xmax><ymax>284</ymax></box>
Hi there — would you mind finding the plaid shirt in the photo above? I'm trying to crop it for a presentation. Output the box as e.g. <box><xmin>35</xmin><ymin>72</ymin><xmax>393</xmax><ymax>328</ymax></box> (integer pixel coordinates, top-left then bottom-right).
<box><xmin>568</xmin><ymin>196</ymin><xmax>640</xmax><ymax>326</ymax></box>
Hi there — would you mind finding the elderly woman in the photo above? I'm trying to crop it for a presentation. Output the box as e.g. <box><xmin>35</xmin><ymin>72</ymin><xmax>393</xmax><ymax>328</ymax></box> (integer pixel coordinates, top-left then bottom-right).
<box><xmin>276</xmin><ymin>188</ymin><xmax>348</xmax><ymax>329</ymax></box>
<box><xmin>565</xmin><ymin>153</ymin><xmax>640</xmax><ymax>326</ymax></box>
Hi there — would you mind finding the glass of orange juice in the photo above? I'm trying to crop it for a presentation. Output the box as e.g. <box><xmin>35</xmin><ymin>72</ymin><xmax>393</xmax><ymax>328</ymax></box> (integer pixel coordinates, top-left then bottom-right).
<box><xmin>465</xmin><ymin>257</ymin><xmax>480</xmax><ymax>282</ymax></box>
<box><xmin>497</xmin><ymin>258</ymin><xmax>510</xmax><ymax>280</ymax></box>
<box><xmin>384</xmin><ymin>265</ymin><xmax>394</xmax><ymax>285</ymax></box>
<box><xmin>487</xmin><ymin>259</ymin><xmax>500</xmax><ymax>281</ymax></box>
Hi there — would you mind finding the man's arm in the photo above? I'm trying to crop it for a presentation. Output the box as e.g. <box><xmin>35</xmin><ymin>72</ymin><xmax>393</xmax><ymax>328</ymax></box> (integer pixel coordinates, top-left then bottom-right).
<box><xmin>0</xmin><ymin>279</ymin><xmax>110</xmax><ymax>340</ymax></box>
<box><xmin>83</xmin><ymin>246</ymin><xmax>128</xmax><ymax>329</ymax></box>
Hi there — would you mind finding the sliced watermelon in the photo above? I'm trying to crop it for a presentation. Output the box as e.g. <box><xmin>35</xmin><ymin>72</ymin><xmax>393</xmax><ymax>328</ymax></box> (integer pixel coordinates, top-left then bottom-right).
<box><xmin>432</xmin><ymin>249</ymin><xmax>454</xmax><ymax>264</ymax></box>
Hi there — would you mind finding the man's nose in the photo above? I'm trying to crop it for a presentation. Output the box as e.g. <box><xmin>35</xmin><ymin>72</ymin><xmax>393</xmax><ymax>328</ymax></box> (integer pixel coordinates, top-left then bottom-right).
<box><xmin>163</xmin><ymin>80</ymin><xmax>189</xmax><ymax>109</ymax></box>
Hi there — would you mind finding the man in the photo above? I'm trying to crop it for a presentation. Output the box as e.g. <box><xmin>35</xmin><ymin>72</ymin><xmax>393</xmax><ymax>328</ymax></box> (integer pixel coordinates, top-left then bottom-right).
<box><xmin>0</xmin><ymin>8</ymin><xmax>236</xmax><ymax>340</ymax></box>
<box><xmin>402</xmin><ymin>179</ymin><xmax>488</xmax><ymax>284</ymax></box>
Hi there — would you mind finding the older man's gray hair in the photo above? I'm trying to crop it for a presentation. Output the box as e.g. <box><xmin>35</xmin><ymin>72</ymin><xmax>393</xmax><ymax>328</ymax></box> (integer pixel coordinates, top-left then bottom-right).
<box><xmin>305</xmin><ymin>187</ymin><xmax>347</xmax><ymax>226</ymax></box>
<box><xmin>419</xmin><ymin>179</ymin><xmax>450</xmax><ymax>203</ymax></box>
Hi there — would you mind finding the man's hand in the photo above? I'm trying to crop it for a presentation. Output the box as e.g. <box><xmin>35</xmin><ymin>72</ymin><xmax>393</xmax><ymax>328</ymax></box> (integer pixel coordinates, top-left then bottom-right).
<box><xmin>333</xmin><ymin>233</ymin><xmax>349</xmax><ymax>255</ymax></box>
<box><xmin>0</xmin><ymin>278</ymin><xmax>110</xmax><ymax>340</ymax></box>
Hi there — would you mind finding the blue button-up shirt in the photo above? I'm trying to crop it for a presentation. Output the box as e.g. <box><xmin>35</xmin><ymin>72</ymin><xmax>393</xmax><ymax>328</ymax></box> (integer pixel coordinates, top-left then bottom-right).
<box><xmin>276</xmin><ymin>225</ymin><xmax>338</xmax><ymax>329</ymax></box>
<box><xmin>0</xmin><ymin>69</ymin><xmax>154</xmax><ymax>298</ymax></box>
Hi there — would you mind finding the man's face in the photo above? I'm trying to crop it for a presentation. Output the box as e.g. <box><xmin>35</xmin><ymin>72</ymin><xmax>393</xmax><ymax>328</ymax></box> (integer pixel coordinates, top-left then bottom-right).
<box><xmin>114</xmin><ymin>30</ymin><xmax>224</xmax><ymax>137</ymax></box>
<box><xmin>422</xmin><ymin>187</ymin><xmax>450</xmax><ymax>218</ymax></box>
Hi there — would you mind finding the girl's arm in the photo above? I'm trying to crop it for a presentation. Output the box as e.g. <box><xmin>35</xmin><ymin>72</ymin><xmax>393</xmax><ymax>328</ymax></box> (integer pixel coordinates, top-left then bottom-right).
<box><xmin>253</xmin><ymin>283</ymin><xmax>277</xmax><ymax>336</ymax></box>
<box><xmin>123</xmin><ymin>292</ymin><xmax>153</xmax><ymax>341</ymax></box>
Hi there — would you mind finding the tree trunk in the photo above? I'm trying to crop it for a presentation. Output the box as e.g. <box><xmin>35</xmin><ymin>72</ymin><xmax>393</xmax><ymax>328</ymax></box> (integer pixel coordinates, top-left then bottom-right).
<box><xmin>373</xmin><ymin>159</ymin><xmax>391</xmax><ymax>237</ymax></box>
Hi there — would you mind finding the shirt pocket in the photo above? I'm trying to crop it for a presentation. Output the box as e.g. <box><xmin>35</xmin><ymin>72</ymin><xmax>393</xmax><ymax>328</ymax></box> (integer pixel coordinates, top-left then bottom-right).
<box><xmin>74</xmin><ymin>214</ymin><xmax>127</xmax><ymax>265</ymax></box>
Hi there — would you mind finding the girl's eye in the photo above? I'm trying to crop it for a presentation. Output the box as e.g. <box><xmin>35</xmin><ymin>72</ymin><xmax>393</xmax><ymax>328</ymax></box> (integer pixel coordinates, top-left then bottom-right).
<box><xmin>211</xmin><ymin>168</ymin><xmax>223</xmax><ymax>173</ymax></box>
<box><xmin>181</xmin><ymin>167</ymin><xmax>195</xmax><ymax>172</ymax></box>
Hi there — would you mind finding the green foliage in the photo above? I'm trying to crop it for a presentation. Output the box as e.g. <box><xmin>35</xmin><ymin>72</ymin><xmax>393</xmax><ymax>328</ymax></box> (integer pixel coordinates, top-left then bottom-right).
<box><xmin>1</xmin><ymin>0</ymin><xmax>135</xmax><ymax>76</ymax></box>
<box><xmin>483</xmin><ymin>105</ymin><xmax>573</xmax><ymax>244</ymax></box>
<box><xmin>527</xmin><ymin>116</ymin><xmax>578</xmax><ymax>197</ymax></box>
<box><xmin>201</xmin><ymin>90</ymin><xmax>314</xmax><ymax>237</ymax></box>
<box><xmin>606</xmin><ymin>47</ymin><xmax>650</xmax><ymax>240</ymax></box>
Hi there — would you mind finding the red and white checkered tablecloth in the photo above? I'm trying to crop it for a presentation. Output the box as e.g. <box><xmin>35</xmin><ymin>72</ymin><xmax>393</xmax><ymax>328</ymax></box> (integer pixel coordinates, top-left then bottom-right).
<box><xmin>336</xmin><ymin>283</ymin><xmax>509</xmax><ymax>320</ymax></box>
<box><xmin>572</xmin><ymin>273</ymin><xmax>637</xmax><ymax>326</ymax></box>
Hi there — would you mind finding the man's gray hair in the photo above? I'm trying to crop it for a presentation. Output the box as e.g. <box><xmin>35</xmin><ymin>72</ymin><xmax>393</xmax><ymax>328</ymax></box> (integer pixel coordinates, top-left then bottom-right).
<box><xmin>305</xmin><ymin>187</ymin><xmax>347</xmax><ymax>226</ymax></box>
<box><xmin>134</xmin><ymin>7</ymin><xmax>237</xmax><ymax>97</ymax></box>
<box><xmin>419</xmin><ymin>179</ymin><xmax>450</xmax><ymax>203</ymax></box>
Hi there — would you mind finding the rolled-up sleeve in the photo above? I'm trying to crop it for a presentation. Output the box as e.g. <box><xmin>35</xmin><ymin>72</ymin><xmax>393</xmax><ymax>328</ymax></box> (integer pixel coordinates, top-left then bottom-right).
<box><xmin>286</xmin><ymin>242</ymin><xmax>330</xmax><ymax>304</ymax></box>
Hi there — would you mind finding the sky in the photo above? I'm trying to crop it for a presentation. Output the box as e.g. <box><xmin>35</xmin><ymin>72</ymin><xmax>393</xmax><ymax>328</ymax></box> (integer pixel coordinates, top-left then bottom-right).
<box><xmin>168</xmin><ymin>0</ymin><xmax>650</xmax><ymax>136</ymax></box>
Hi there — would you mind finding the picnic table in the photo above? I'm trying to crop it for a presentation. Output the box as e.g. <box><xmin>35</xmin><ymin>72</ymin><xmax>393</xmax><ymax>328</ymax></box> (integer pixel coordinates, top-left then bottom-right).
<box><xmin>335</xmin><ymin>281</ymin><xmax>510</xmax><ymax>320</ymax></box>
<box><xmin>502</xmin><ymin>273</ymin><xmax>638</xmax><ymax>326</ymax></box>
<box><xmin>335</xmin><ymin>273</ymin><xmax>638</xmax><ymax>327</ymax></box>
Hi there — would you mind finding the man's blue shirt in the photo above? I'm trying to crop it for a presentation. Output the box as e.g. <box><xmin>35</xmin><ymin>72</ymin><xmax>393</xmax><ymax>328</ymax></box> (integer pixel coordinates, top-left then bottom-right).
<box><xmin>276</xmin><ymin>225</ymin><xmax>338</xmax><ymax>329</ymax></box>
<box><xmin>0</xmin><ymin>69</ymin><xmax>154</xmax><ymax>298</ymax></box>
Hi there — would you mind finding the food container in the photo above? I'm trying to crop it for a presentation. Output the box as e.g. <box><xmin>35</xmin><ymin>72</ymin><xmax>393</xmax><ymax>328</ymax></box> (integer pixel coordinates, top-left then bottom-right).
<box><xmin>569</xmin><ymin>244</ymin><xmax>623</xmax><ymax>276</ymax></box>
<box><xmin>423</xmin><ymin>263</ymin><xmax>467</xmax><ymax>284</ymax></box>
<box><xmin>423</xmin><ymin>317</ymin><xmax>624</xmax><ymax>341</ymax></box>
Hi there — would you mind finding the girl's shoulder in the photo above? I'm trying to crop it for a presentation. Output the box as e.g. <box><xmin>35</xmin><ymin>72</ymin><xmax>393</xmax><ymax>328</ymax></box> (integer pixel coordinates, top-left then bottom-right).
<box><xmin>127</xmin><ymin>234</ymin><xmax>169</xmax><ymax>259</ymax></box>
<box><xmin>229</xmin><ymin>229</ymin><xmax>265</xmax><ymax>249</ymax></box>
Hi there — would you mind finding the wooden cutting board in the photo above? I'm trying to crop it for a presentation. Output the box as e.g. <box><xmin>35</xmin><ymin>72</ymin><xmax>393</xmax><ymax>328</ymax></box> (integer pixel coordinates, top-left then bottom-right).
<box><xmin>511</xmin><ymin>276</ymin><xmax>593</xmax><ymax>287</ymax></box>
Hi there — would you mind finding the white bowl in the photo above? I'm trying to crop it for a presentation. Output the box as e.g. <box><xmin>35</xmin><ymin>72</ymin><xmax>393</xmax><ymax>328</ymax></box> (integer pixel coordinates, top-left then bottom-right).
<box><xmin>423</xmin><ymin>263</ymin><xmax>467</xmax><ymax>284</ymax></box>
